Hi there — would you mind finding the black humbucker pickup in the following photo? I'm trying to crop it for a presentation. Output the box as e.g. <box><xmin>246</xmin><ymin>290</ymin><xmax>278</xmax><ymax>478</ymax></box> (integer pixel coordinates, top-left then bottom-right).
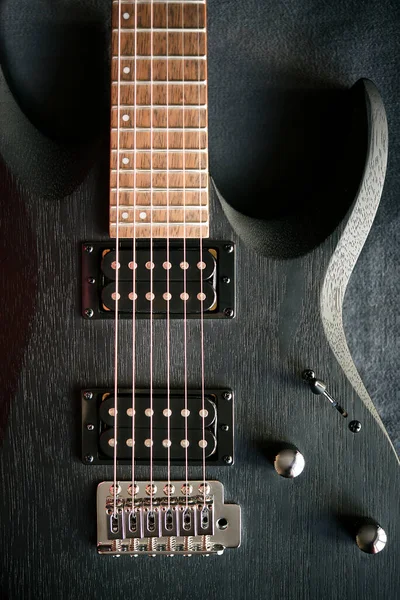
<box><xmin>81</xmin><ymin>388</ymin><xmax>234</xmax><ymax>466</ymax></box>
<box><xmin>81</xmin><ymin>241</ymin><xmax>235</xmax><ymax>319</ymax></box>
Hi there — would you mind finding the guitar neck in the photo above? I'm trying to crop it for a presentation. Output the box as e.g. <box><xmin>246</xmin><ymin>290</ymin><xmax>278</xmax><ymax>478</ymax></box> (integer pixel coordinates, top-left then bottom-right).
<box><xmin>109</xmin><ymin>1</ymin><xmax>209</xmax><ymax>239</ymax></box>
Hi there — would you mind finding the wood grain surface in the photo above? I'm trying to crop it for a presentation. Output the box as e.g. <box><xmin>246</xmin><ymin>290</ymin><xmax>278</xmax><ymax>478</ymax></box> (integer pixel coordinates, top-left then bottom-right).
<box><xmin>0</xmin><ymin>3</ymin><xmax>399</xmax><ymax>600</ymax></box>
<box><xmin>110</xmin><ymin>1</ymin><xmax>209</xmax><ymax>238</ymax></box>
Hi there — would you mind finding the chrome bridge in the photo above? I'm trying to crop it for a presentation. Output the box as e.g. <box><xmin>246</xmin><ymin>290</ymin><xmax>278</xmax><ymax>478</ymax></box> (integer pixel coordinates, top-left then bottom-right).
<box><xmin>97</xmin><ymin>480</ymin><xmax>241</xmax><ymax>556</ymax></box>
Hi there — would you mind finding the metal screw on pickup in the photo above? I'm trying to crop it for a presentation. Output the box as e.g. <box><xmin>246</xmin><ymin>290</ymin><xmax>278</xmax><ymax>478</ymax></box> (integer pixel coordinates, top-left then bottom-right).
<box><xmin>223</xmin><ymin>455</ymin><xmax>233</xmax><ymax>465</ymax></box>
<box><xmin>83</xmin><ymin>391</ymin><xmax>93</xmax><ymax>400</ymax></box>
<box><xmin>302</xmin><ymin>369</ymin><xmax>348</xmax><ymax>418</ymax></box>
<box><xmin>349</xmin><ymin>420</ymin><xmax>362</xmax><ymax>433</ymax></box>
<box><xmin>224</xmin><ymin>244</ymin><xmax>234</xmax><ymax>253</ymax></box>
<box><xmin>223</xmin><ymin>308</ymin><xmax>234</xmax><ymax>318</ymax></box>
<box><xmin>84</xmin><ymin>308</ymin><xmax>94</xmax><ymax>319</ymax></box>
<box><xmin>86</xmin><ymin>423</ymin><xmax>95</xmax><ymax>431</ymax></box>
<box><xmin>221</xmin><ymin>424</ymin><xmax>229</xmax><ymax>432</ymax></box>
<box><xmin>222</xmin><ymin>276</ymin><xmax>231</xmax><ymax>284</ymax></box>
<box><xmin>85</xmin><ymin>455</ymin><xmax>94</xmax><ymax>464</ymax></box>
<box><xmin>222</xmin><ymin>391</ymin><xmax>232</xmax><ymax>401</ymax></box>
<box><xmin>87</xmin><ymin>277</ymin><xmax>96</xmax><ymax>284</ymax></box>
<box><xmin>84</xmin><ymin>245</ymin><xmax>94</xmax><ymax>253</ymax></box>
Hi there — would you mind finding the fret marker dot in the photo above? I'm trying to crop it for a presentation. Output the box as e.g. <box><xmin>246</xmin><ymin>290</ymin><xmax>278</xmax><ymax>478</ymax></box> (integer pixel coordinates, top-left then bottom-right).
<box><xmin>163</xmin><ymin>292</ymin><xmax>172</xmax><ymax>301</ymax></box>
<box><xmin>139</xmin><ymin>211</ymin><xmax>147</xmax><ymax>220</ymax></box>
<box><xmin>122</xmin><ymin>114</ymin><xmax>130</xmax><ymax>122</ymax></box>
<box><xmin>162</xmin><ymin>439</ymin><xmax>172</xmax><ymax>448</ymax></box>
<box><xmin>128</xmin><ymin>292</ymin><xmax>137</xmax><ymax>301</ymax></box>
<box><xmin>123</xmin><ymin>66</ymin><xmax>130</xmax><ymax>74</ymax></box>
<box><xmin>123</xmin><ymin>12</ymin><xmax>130</xmax><ymax>20</ymax></box>
<box><xmin>163</xmin><ymin>261</ymin><xmax>172</xmax><ymax>270</ymax></box>
<box><xmin>122</xmin><ymin>211</ymin><xmax>129</xmax><ymax>220</ymax></box>
<box><xmin>197</xmin><ymin>292</ymin><xmax>206</xmax><ymax>301</ymax></box>
<box><xmin>181</xmin><ymin>409</ymin><xmax>190</xmax><ymax>418</ymax></box>
<box><xmin>111</xmin><ymin>292</ymin><xmax>120</xmax><ymax>301</ymax></box>
<box><xmin>144</xmin><ymin>439</ymin><xmax>153</xmax><ymax>448</ymax></box>
<box><xmin>122</xmin><ymin>157</ymin><xmax>129</xmax><ymax>165</ymax></box>
<box><xmin>180</xmin><ymin>261</ymin><xmax>189</xmax><ymax>270</ymax></box>
<box><xmin>128</xmin><ymin>261</ymin><xmax>137</xmax><ymax>270</ymax></box>
<box><xmin>199</xmin><ymin>409</ymin><xmax>208</xmax><ymax>418</ymax></box>
<box><xmin>180</xmin><ymin>292</ymin><xmax>189</xmax><ymax>301</ymax></box>
<box><xmin>197</xmin><ymin>261</ymin><xmax>206</xmax><ymax>270</ymax></box>
<box><xmin>145</xmin><ymin>408</ymin><xmax>154</xmax><ymax>417</ymax></box>
<box><xmin>198</xmin><ymin>439</ymin><xmax>208</xmax><ymax>449</ymax></box>
<box><xmin>126</xmin><ymin>408</ymin><xmax>135</xmax><ymax>417</ymax></box>
<box><xmin>146</xmin><ymin>292</ymin><xmax>155</xmax><ymax>301</ymax></box>
<box><xmin>180</xmin><ymin>439</ymin><xmax>190</xmax><ymax>449</ymax></box>
<box><xmin>163</xmin><ymin>408</ymin><xmax>172</xmax><ymax>417</ymax></box>
<box><xmin>145</xmin><ymin>261</ymin><xmax>155</xmax><ymax>270</ymax></box>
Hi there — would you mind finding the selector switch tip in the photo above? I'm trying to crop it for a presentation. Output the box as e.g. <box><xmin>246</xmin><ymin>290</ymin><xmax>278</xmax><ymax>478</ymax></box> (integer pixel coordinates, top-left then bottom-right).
<box><xmin>274</xmin><ymin>448</ymin><xmax>305</xmax><ymax>478</ymax></box>
<box><xmin>356</xmin><ymin>520</ymin><xmax>387</xmax><ymax>554</ymax></box>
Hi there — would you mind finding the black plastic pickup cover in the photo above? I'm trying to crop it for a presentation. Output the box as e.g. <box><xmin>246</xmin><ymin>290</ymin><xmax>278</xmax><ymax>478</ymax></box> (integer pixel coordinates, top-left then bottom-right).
<box><xmin>81</xmin><ymin>388</ymin><xmax>234</xmax><ymax>466</ymax></box>
<box><xmin>81</xmin><ymin>241</ymin><xmax>235</xmax><ymax>319</ymax></box>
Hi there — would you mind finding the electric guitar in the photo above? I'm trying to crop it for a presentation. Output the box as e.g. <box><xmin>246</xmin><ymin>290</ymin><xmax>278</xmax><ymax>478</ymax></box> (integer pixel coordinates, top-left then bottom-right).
<box><xmin>0</xmin><ymin>1</ymin><xmax>399</xmax><ymax>599</ymax></box>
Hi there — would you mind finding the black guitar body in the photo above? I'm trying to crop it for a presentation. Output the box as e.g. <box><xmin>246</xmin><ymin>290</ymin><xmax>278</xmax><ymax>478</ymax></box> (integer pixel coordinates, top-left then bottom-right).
<box><xmin>0</xmin><ymin>2</ymin><xmax>399</xmax><ymax>599</ymax></box>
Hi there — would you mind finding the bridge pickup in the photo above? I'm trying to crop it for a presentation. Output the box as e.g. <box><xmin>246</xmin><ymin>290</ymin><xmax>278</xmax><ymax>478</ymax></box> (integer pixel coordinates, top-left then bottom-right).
<box><xmin>97</xmin><ymin>480</ymin><xmax>241</xmax><ymax>556</ymax></box>
<box><xmin>81</xmin><ymin>240</ymin><xmax>235</xmax><ymax>319</ymax></box>
<box><xmin>81</xmin><ymin>388</ymin><xmax>234</xmax><ymax>466</ymax></box>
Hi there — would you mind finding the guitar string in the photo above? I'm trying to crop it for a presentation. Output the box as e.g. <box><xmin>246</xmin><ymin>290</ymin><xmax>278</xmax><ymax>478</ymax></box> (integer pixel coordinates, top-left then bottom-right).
<box><xmin>165</xmin><ymin>0</ymin><xmax>172</xmax><ymax>509</ymax></box>
<box><xmin>131</xmin><ymin>0</ymin><xmax>138</xmax><ymax>506</ymax></box>
<box><xmin>182</xmin><ymin>0</ymin><xmax>189</xmax><ymax>509</ymax></box>
<box><xmin>148</xmin><ymin>0</ymin><xmax>155</xmax><ymax>513</ymax></box>
<box><xmin>198</xmin><ymin>0</ymin><xmax>207</xmax><ymax>508</ymax></box>
<box><xmin>113</xmin><ymin>0</ymin><xmax>122</xmax><ymax>517</ymax></box>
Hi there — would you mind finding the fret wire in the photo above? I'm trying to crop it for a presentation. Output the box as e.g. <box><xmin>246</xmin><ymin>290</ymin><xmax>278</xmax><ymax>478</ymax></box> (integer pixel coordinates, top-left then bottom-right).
<box><xmin>113</xmin><ymin>1</ymin><xmax>206</xmax><ymax>4</ymax></box>
<box><xmin>111</xmin><ymin>168</ymin><xmax>205</xmax><ymax>172</ymax></box>
<box><xmin>112</xmin><ymin>55</ymin><xmax>207</xmax><ymax>59</ymax></box>
<box><xmin>111</xmin><ymin>148</ymin><xmax>208</xmax><ymax>152</ymax></box>
<box><xmin>112</xmin><ymin>127</ymin><xmax>207</xmax><ymax>131</ymax></box>
<box><xmin>113</xmin><ymin>28</ymin><xmax>206</xmax><ymax>33</ymax></box>
<box><xmin>112</xmin><ymin>81</ymin><xmax>206</xmax><ymax>85</ymax></box>
<box><xmin>112</xmin><ymin>205</ymin><xmax>206</xmax><ymax>208</ymax></box>
<box><xmin>111</xmin><ymin>187</ymin><xmax>206</xmax><ymax>191</ymax></box>
<box><xmin>111</xmin><ymin>104</ymin><xmax>207</xmax><ymax>108</ymax></box>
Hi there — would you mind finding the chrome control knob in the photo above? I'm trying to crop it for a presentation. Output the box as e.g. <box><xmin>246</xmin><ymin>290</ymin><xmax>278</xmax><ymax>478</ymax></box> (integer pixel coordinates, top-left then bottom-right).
<box><xmin>274</xmin><ymin>447</ymin><xmax>305</xmax><ymax>478</ymax></box>
<box><xmin>355</xmin><ymin>520</ymin><xmax>387</xmax><ymax>554</ymax></box>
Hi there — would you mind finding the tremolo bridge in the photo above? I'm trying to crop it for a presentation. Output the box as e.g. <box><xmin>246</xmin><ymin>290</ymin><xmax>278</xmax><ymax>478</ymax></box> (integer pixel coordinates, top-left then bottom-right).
<box><xmin>97</xmin><ymin>481</ymin><xmax>241</xmax><ymax>556</ymax></box>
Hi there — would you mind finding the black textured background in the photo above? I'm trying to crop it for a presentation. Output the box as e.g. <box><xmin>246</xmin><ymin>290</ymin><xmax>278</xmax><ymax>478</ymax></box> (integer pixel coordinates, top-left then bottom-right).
<box><xmin>0</xmin><ymin>0</ymin><xmax>399</xmax><ymax>452</ymax></box>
